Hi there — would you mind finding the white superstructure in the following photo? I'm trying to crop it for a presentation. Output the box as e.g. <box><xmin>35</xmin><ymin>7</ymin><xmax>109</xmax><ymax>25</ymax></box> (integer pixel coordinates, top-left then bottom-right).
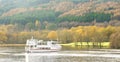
<box><xmin>25</xmin><ymin>37</ymin><xmax>62</xmax><ymax>53</ymax></box>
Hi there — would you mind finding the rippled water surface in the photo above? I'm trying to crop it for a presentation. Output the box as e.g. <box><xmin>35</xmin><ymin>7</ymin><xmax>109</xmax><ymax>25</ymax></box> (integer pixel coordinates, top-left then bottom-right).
<box><xmin>0</xmin><ymin>47</ymin><xmax>120</xmax><ymax>62</ymax></box>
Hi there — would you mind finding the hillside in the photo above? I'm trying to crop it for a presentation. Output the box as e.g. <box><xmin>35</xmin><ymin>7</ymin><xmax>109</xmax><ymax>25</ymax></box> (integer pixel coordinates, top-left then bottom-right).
<box><xmin>0</xmin><ymin>0</ymin><xmax>120</xmax><ymax>47</ymax></box>
<box><xmin>0</xmin><ymin>0</ymin><xmax>120</xmax><ymax>29</ymax></box>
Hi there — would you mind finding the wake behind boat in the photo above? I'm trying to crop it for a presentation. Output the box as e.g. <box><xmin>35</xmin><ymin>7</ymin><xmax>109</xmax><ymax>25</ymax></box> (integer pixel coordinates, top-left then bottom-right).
<box><xmin>25</xmin><ymin>37</ymin><xmax>62</xmax><ymax>53</ymax></box>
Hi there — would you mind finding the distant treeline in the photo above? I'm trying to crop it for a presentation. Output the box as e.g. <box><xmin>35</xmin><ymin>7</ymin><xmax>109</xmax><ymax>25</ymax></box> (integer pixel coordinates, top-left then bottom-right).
<box><xmin>0</xmin><ymin>25</ymin><xmax>120</xmax><ymax>49</ymax></box>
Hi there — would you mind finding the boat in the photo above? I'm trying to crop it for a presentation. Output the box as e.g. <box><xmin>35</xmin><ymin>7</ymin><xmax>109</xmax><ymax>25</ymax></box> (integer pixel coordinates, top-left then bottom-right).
<box><xmin>25</xmin><ymin>37</ymin><xmax>62</xmax><ymax>53</ymax></box>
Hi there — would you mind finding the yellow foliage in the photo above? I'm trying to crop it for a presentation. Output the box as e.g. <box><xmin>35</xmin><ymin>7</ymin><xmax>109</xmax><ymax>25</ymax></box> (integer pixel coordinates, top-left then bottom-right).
<box><xmin>76</xmin><ymin>29</ymin><xmax>83</xmax><ymax>34</ymax></box>
<box><xmin>97</xmin><ymin>27</ymin><xmax>105</xmax><ymax>33</ymax></box>
<box><xmin>47</xmin><ymin>31</ymin><xmax>57</xmax><ymax>40</ymax></box>
<box><xmin>0</xmin><ymin>24</ymin><xmax>120</xmax><ymax>45</ymax></box>
<box><xmin>0</xmin><ymin>31</ymin><xmax>7</xmax><ymax>42</ymax></box>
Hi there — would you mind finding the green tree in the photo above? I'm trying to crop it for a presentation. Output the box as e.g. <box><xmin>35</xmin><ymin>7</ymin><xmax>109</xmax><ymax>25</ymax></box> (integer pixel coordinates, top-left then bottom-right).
<box><xmin>25</xmin><ymin>22</ymin><xmax>35</xmax><ymax>31</ymax></box>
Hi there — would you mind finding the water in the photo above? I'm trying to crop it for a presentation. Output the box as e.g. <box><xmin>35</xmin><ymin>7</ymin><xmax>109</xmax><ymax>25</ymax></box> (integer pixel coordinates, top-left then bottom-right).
<box><xmin>0</xmin><ymin>47</ymin><xmax>120</xmax><ymax>62</ymax></box>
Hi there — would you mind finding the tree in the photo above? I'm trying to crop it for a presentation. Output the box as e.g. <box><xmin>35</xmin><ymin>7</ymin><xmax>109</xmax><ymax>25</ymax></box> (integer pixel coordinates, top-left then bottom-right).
<box><xmin>97</xmin><ymin>27</ymin><xmax>108</xmax><ymax>48</ymax></box>
<box><xmin>0</xmin><ymin>31</ymin><xmax>7</xmax><ymax>43</ymax></box>
<box><xmin>35</xmin><ymin>20</ymin><xmax>41</xmax><ymax>30</ymax></box>
<box><xmin>110</xmin><ymin>31</ymin><xmax>120</xmax><ymax>49</ymax></box>
<box><xmin>74</xmin><ymin>29</ymin><xmax>84</xmax><ymax>48</ymax></box>
<box><xmin>57</xmin><ymin>30</ymin><xmax>73</xmax><ymax>43</ymax></box>
<box><xmin>47</xmin><ymin>31</ymin><xmax>57</xmax><ymax>40</ymax></box>
<box><xmin>25</xmin><ymin>22</ymin><xmax>35</xmax><ymax>31</ymax></box>
<box><xmin>17</xmin><ymin>32</ymin><xmax>30</xmax><ymax>44</ymax></box>
<box><xmin>47</xmin><ymin>23</ymin><xmax>57</xmax><ymax>30</ymax></box>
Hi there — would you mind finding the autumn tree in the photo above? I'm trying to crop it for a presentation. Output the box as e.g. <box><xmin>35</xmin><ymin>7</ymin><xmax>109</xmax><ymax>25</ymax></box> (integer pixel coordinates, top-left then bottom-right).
<box><xmin>47</xmin><ymin>31</ymin><xmax>57</xmax><ymax>40</ymax></box>
<box><xmin>57</xmin><ymin>30</ymin><xmax>73</xmax><ymax>43</ymax></box>
<box><xmin>7</xmin><ymin>33</ymin><xmax>18</xmax><ymax>44</ymax></box>
<box><xmin>74</xmin><ymin>28</ymin><xmax>84</xmax><ymax>48</ymax></box>
<box><xmin>110</xmin><ymin>31</ymin><xmax>120</xmax><ymax>49</ymax></box>
<box><xmin>35</xmin><ymin>20</ymin><xmax>41</xmax><ymax>30</ymax></box>
<box><xmin>104</xmin><ymin>26</ymin><xmax>115</xmax><ymax>39</ymax></box>
<box><xmin>17</xmin><ymin>32</ymin><xmax>31</xmax><ymax>44</ymax></box>
<box><xmin>96</xmin><ymin>27</ymin><xmax>108</xmax><ymax>48</ymax></box>
<box><xmin>0</xmin><ymin>31</ymin><xmax>7</xmax><ymax>43</ymax></box>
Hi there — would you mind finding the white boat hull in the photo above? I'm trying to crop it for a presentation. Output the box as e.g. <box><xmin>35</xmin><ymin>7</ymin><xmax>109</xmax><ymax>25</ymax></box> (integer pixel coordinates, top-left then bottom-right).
<box><xmin>26</xmin><ymin>49</ymin><xmax>61</xmax><ymax>53</ymax></box>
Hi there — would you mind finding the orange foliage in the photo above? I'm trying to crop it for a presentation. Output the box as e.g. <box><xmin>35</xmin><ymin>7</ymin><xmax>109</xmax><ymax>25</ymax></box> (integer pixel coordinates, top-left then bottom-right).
<box><xmin>47</xmin><ymin>31</ymin><xmax>57</xmax><ymax>40</ymax></box>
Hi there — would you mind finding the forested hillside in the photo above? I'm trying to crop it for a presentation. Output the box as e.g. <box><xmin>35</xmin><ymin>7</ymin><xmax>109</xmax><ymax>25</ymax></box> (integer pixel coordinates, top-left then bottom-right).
<box><xmin>0</xmin><ymin>0</ymin><xmax>120</xmax><ymax>30</ymax></box>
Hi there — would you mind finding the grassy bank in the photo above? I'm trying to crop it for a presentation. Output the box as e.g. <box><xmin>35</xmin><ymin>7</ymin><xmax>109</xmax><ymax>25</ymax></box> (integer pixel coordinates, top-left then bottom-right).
<box><xmin>61</xmin><ymin>42</ymin><xmax>110</xmax><ymax>48</ymax></box>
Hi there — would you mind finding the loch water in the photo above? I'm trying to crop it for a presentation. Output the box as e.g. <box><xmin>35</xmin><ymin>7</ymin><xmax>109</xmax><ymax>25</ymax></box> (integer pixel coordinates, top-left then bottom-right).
<box><xmin>0</xmin><ymin>47</ymin><xmax>120</xmax><ymax>62</ymax></box>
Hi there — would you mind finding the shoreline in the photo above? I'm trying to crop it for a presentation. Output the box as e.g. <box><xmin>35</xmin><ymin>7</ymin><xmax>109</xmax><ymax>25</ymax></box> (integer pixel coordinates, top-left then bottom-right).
<box><xmin>0</xmin><ymin>44</ymin><xmax>25</xmax><ymax>47</ymax></box>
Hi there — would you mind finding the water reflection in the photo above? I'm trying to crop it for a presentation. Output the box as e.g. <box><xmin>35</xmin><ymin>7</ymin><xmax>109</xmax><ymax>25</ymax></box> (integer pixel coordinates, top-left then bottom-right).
<box><xmin>25</xmin><ymin>51</ymin><xmax>120</xmax><ymax>62</ymax></box>
<box><xmin>0</xmin><ymin>53</ymin><xmax>24</xmax><ymax>62</ymax></box>
<box><xmin>0</xmin><ymin>47</ymin><xmax>120</xmax><ymax>62</ymax></box>
<box><xmin>0</xmin><ymin>51</ymin><xmax>120</xmax><ymax>62</ymax></box>
<box><xmin>25</xmin><ymin>52</ymin><xmax>59</xmax><ymax>62</ymax></box>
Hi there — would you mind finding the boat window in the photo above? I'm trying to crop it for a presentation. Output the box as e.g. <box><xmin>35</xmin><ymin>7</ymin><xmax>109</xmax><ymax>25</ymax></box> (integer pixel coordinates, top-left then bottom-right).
<box><xmin>43</xmin><ymin>42</ymin><xmax>47</xmax><ymax>45</ymax></box>
<box><xmin>30</xmin><ymin>45</ymin><xmax>33</xmax><ymax>48</ymax></box>
<box><xmin>38</xmin><ymin>43</ymin><xmax>42</xmax><ymax>45</ymax></box>
<box><xmin>47</xmin><ymin>48</ymin><xmax>50</xmax><ymax>49</ymax></box>
<box><xmin>52</xmin><ymin>42</ymin><xmax>56</xmax><ymax>44</ymax></box>
<box><xmin>38</xmin><ymin>42</ymin><xmax>47</xmax><ymax>45</ymax></box>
